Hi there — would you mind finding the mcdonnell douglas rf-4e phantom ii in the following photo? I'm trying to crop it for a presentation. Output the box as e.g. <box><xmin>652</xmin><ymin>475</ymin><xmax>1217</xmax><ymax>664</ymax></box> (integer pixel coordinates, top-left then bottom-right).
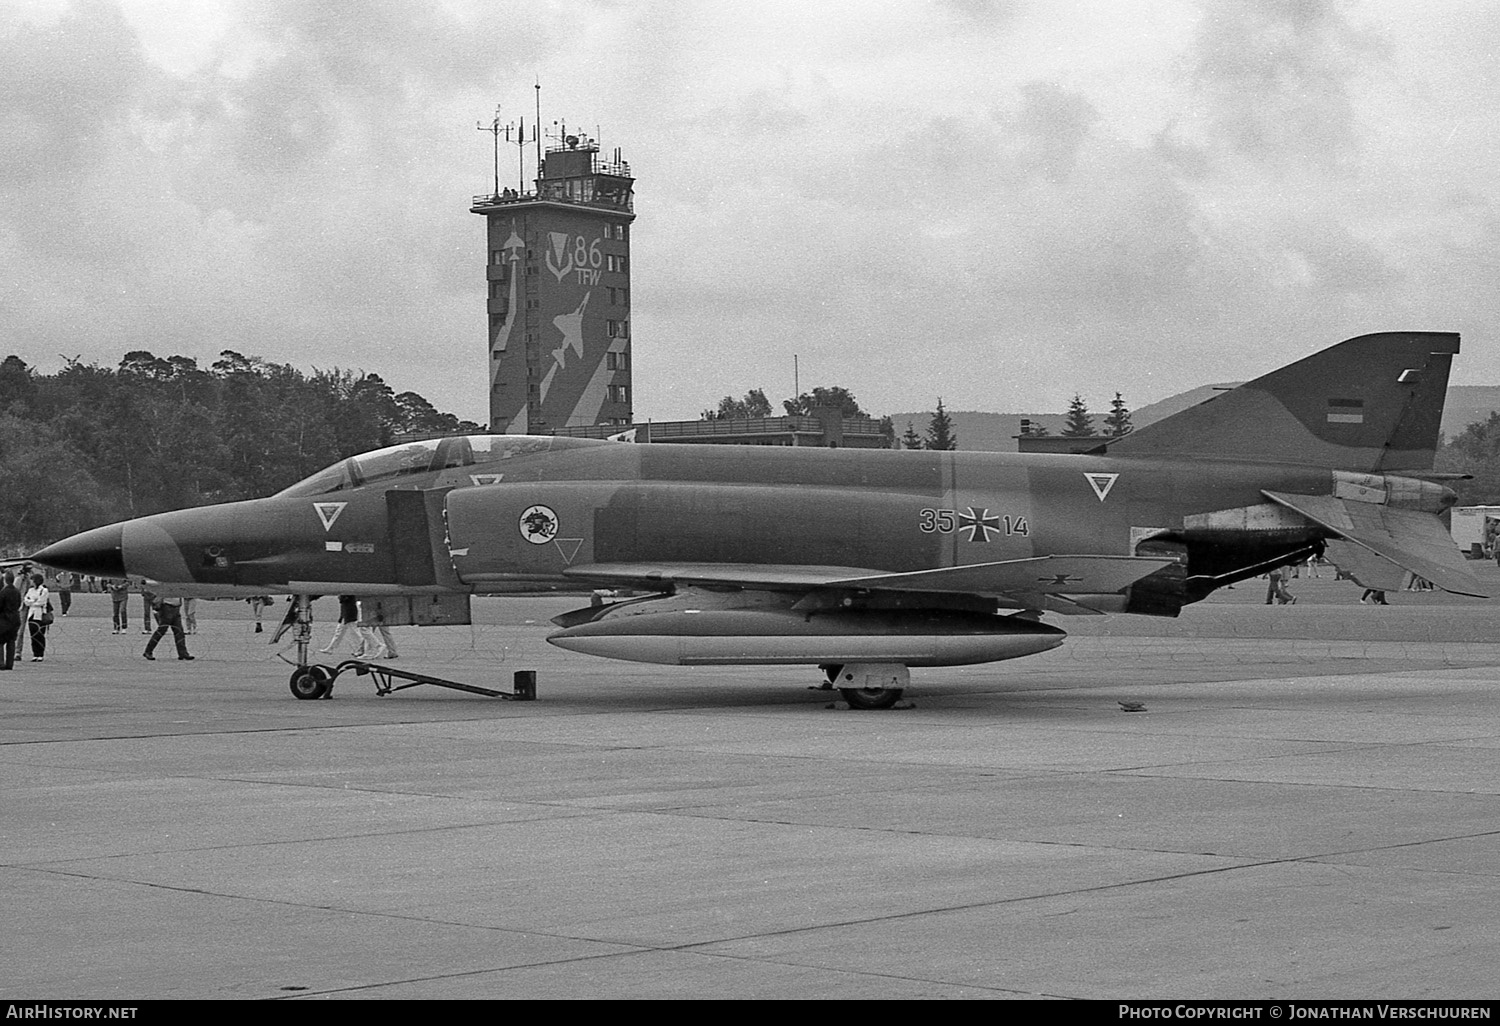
<box><xmin>34</xmin><ymin>331</ymin><xmax>1487</xmax><ymax>708</ymax></box>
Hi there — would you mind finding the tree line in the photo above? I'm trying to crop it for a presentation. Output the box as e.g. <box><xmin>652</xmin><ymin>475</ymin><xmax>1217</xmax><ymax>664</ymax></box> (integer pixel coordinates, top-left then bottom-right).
<box><xmin>0</xmin><ymin>351</ymin><xmax>479</xmax><ymax>551</ymax></box>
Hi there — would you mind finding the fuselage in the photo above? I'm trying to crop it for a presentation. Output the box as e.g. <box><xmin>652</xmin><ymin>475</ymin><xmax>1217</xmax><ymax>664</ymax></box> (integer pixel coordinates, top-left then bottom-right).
<box><xmin>35</xmin><ymin>434</ymin><xmax>1348</xmax><ymax>605</ymax></box>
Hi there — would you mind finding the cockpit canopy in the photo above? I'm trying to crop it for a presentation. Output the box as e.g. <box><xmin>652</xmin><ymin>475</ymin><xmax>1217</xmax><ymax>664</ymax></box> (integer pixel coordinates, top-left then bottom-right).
<box><xmin>275</xmin><ymin>434</ymin><xmax>605</xmax><ymax>497</ymax></box>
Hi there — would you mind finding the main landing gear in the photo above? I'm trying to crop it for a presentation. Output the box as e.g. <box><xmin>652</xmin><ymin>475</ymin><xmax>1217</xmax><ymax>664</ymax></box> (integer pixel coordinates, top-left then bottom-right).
<box><xmin>821</xmin><ymin>663</ymin><xmax>909</xmax><ymax>710</ymax></box>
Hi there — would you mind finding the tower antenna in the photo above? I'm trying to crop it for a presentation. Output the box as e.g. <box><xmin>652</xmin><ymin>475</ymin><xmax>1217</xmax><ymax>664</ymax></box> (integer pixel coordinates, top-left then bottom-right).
<box><xmin>534</xmin><ymin>78</ymin><xmax>543</xmax><ymax>191</ymax></box>
<box><xmin>475</xmin><ymin>105</ymin><xmax>501</xmax><ymax>199</ymax></box>
<box><xmin>516</xmin><ymin>116</ymin><xmax>526</xmax><ymax>193</ymax></box>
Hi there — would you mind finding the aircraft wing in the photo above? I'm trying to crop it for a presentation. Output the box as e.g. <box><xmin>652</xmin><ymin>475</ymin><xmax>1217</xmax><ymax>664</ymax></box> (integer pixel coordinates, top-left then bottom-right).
<box><xmin>1262</xmin><ymin>491</ymin><xmax>1487</xmax><ymax>597</ymax></box>
<box><xmin>564</xmin><ymin>555</ymin><xmax>1175</xmax><ymax>598</ymax></box>
<box><xmin>563</xmin><ymin>563</ymin><xmax>881</xmax><ymax>589</ymax></box>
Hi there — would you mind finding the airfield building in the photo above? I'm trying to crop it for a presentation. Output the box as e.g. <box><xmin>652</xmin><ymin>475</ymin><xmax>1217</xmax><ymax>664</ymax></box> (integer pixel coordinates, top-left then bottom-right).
<box><xmin>472</xmin><ymin>133</ymin><xmax>635</xmax><ymax>434</ymax></box>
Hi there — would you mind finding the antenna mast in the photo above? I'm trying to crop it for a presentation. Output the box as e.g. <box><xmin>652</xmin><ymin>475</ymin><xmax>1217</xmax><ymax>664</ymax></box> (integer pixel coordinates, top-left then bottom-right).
<box><xmin>534</xmin><ymin>79</ymin><xmax>543</xmax><ymax>191</ymax></box>
<box><xmin>475</xmin><ymin>105</ymin><xmax>502</xmax><ymax>198</ymax></box>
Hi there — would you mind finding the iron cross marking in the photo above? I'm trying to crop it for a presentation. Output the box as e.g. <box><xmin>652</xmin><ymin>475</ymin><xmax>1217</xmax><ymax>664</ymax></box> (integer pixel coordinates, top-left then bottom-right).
<box><xmin>959</xmin><ymin>507</ymin><xmax>1002</xmax><ymax>543</ymax></box>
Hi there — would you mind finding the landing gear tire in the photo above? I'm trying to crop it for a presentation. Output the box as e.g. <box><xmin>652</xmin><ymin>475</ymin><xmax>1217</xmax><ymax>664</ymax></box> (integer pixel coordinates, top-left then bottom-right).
<box><xmin>289</xmin><ymin>664</ymin><xmax>333</xmax><ymax>701</ymax></box>
<box><xmin>839</xmin><ymin>687</ymin><xmax>904</xmax><ymax>711</ymax></box>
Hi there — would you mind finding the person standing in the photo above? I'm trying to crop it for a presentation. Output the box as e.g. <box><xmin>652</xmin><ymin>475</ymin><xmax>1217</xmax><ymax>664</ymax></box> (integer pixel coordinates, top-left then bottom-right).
<box><xmin>58</xmin><ymin>572</ymin><xmax>76</xmax><ymax>615</ymax></box>
<box><xmin>183</xmin><ymin>597</ymin><xmax>197</xmax><ymax>634</ymax></box>
<box><xmin>22</xmin><ymin>573</ymin><xmax>51</xmax><ymax>661</ymax></box>
<box><xmin>140</xmin><ymin>586</ymin><xmax>157</xmax><ymax>635</ymax></box>
<box><xmin>107</xmin><ymin>579</ymin><xmax>130</xmax><ymax>633</ymax></box>
<box><xmin>143</xmin><ymin>595</ymin><xmax>194</xmax><ymax>661</ymax></box>
<box><xmin>247</xmin><ymin>595</ymin><xmax>271</xmax><ymax>633</ymax></box>
<box><xmin>0</xmin><ymin>571</ymin><xmax>22</xmax><ymax>670</ymax></box>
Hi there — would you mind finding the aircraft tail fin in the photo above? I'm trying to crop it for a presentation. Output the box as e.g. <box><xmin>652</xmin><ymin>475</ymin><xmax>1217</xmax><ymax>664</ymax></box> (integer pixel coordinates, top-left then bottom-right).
<box><xmin>1106</xmin><ymin>331</ymin><xmax>1459</xmax><ymax>472</ymax></box>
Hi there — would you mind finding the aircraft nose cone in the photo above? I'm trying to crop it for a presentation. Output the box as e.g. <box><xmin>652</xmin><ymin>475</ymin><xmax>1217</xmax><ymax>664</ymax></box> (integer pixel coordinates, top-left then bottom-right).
<box><xmin>32</xmin><ymin>523</ymin><xmax>127</xmax><ymax>578</ymax></box>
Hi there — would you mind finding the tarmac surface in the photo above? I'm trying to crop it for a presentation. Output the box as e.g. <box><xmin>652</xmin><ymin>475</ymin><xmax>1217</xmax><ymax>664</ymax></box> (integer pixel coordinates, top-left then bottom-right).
<box><xmin>4</xmin><ymin>572</ymin><xmax>1500</xmax><ymax>1000</ymax></box>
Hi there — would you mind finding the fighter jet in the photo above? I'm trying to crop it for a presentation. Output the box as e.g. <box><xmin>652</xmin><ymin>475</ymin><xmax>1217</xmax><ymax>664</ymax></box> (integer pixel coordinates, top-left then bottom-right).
<box><xmin>33</xmin><ymin>331</ymin><xmax>1483</xmax><ymax>708</ymax></box>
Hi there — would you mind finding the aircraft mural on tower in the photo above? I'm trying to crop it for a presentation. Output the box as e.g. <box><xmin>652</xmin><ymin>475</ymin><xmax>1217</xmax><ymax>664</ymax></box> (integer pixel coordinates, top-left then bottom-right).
<box><xmin>487</xmin><ymin>211</ymin><xmax>628</xmax><ymax>434</ymax></box>
<box><xmin>33</xmin><ymin>332</ymin><xmax>1483</xmax><ymax>708</ymax></box>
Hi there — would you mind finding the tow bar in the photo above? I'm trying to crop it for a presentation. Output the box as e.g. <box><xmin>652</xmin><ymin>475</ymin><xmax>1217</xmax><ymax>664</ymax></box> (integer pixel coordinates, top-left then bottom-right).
<box><xmin>288</xmin><ymin>662</ymin><xmax>538</xmax><ymax>701</ymax></box>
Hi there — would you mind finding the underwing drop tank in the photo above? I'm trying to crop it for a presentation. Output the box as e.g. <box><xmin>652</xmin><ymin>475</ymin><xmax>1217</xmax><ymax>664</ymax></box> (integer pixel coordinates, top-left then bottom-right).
<box><xmin>547</xmin><ymin>606</ymin><xmax>1066</xmax><ymax>667</ymax></box>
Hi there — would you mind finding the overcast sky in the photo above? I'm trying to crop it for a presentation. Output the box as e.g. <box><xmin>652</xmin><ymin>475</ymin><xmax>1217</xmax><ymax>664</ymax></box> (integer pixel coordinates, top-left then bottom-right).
<box><xmin>3</xmin><ymin>0</ymin><xmax>1498</xmax><ymax>425</ymax></box>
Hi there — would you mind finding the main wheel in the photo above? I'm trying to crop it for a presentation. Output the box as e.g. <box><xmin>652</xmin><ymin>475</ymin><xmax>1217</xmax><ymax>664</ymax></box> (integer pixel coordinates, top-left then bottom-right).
<box><xmin>289</xmin><ymin>665</ymin><xmax>333</xmax><ymax>700</ymax></box>
<box><xmin>840</xmin><ymin>687</ymin><xmax>904</xmax><ymax>710</ymax></box>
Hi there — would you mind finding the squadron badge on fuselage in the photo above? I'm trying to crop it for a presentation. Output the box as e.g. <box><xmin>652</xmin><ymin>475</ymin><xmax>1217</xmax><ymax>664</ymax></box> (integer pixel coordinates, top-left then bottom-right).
<box><xmin>519</xmin><ymin>505</ymin><xmax>559</xmax><ymax>545</ymax></box>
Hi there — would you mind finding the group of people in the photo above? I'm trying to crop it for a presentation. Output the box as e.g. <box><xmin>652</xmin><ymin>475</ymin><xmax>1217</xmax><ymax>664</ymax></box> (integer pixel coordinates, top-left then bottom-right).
<box><xmin>0</xmin><ymin>574</ymin><xmax>407</xmax><ymax>669</ymax></box>
<box><xmin>0</xmin><ymin>571</ymin><xmax>55</xmax><ymax>668</ymax></box>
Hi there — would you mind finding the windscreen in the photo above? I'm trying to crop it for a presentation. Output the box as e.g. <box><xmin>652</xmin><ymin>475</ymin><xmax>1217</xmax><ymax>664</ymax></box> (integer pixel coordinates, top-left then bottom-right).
<box><xmin>274</xmin><ymin>434</ymin><xmax>601</xmax><ymax>497</ymax></box>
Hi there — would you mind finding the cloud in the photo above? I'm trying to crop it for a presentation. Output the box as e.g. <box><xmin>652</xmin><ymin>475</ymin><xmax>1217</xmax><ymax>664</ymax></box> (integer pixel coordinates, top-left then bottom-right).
<box><xmin>0</xmin><ymin>1</ymin><xmax>144</xmax><ymax>185</ymax></box>
<box><xmin>1185</xmin><ymin>0</ymin><xmax>1385</xmax><ymax>171</ymax></box>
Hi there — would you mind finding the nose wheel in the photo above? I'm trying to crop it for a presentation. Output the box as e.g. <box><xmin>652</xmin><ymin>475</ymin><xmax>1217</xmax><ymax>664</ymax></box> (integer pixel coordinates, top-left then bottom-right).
<box><xmin>289</xmin><ymin>664</ymin><xmax>334</xmax><ymax>700</ymax></box>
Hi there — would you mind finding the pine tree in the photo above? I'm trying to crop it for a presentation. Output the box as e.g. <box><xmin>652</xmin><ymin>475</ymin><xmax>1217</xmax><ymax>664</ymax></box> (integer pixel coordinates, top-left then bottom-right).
<box><xmin>1104</xmin><ymin>392</ymin><xmax>1133</xmax><ymax>437</ymax></box>
<box><xmin>1062</xmin><ymin>394</ymin><xmax>1094</xmax><ymax>438</ymax></box>
<box><xmin>900</xmin><ymin>420</ymin><xmax>923</xmax><ymax>450</ymax></box>
<box><xmin>925</xmin><ymin>399</ymin><xmax>957</xmax><ymax>451</ymax></box>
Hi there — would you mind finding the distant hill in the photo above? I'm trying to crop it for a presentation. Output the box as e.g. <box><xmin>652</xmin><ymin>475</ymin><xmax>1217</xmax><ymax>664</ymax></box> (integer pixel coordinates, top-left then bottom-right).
<box><xmin>1443</xmin><ymin>386</ymin><xmax>1500</xmax><ymax>438</ymax></box>
<box><xmin>890</xmin><ymin>383</ymin><xmax>1500</xmax><ymax>452</ymax></box>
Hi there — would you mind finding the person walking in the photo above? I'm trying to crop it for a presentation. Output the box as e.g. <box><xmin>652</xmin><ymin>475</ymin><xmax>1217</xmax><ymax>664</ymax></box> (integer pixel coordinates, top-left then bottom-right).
<box><xmin>319</xmin><ymin>595</ymin><xmax>360</xmax><ymax>655</ymax></box>
<box><xmin>22</xmin><ymin>573</ymin><xmax>51</xmax><ymax>661</ymax></box>
<box><xmin>1265</xmin><ymin>568</ymin><xmax>1295</xmax><ymax>605</ymax></box>
<box><xmin>0</xmin><ymin>571</ymin><xmax>22</xmax><ymax>670</ymax></box>
<box><xmin>143</xmin><ymin>595</ymin><xmax>194</xmax><ymax>661</ymax></box>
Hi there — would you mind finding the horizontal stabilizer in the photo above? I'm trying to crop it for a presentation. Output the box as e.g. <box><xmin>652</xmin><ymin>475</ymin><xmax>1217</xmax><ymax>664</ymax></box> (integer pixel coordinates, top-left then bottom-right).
<box><xmin>1263</xmin><ymin>491</ymin><xmax>1487</xmax><ymax>597</ymax></box>
<box><xmin>565</xmin><ymin>555</ymin><xmax>1175</xmax><ymax>597</ymax></box>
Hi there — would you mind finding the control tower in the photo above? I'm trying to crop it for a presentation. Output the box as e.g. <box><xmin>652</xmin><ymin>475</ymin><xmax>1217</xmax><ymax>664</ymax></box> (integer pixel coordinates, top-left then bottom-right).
<box><xmin>471</xmin><ymin>131</ymin><xmax>635</xmax><ymax>434</ymax></box>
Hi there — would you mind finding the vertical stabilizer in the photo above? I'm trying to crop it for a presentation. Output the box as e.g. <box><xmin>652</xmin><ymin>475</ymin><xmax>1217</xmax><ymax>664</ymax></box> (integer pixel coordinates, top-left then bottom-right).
<box><xmin>1106</xmin><ymin>332</ymin><xmax>1459</xmax><ymax>471</ymax></box>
